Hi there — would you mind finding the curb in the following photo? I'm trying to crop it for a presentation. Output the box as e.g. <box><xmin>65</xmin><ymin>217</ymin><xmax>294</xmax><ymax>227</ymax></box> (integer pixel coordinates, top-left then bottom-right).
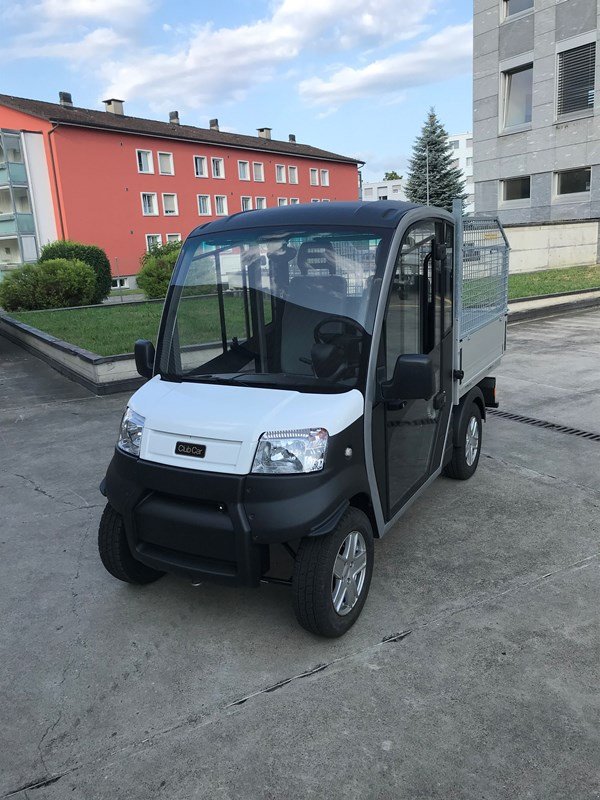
<box><xmin>508</xmin><ymin>293</ymin><xmax>600</xmax><ymax>324</ymax></box>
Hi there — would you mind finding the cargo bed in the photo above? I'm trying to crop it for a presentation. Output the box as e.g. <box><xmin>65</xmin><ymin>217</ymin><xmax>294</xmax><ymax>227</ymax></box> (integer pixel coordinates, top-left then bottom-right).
<box><xmin>453</xmin><ymin>211</ymin><xmax>510</xmax><ymax>403</ymax></box>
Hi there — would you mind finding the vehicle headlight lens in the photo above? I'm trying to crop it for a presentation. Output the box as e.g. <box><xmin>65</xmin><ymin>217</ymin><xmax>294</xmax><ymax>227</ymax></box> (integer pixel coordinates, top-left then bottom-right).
<box><xmin>252</xmin><ymin>428</ymin><xmax>328</xmax><ymax>474</ymax></box>
<box><xmin>117</xmin><ymin>408</ymin><xmax>145</xmax><ymax>456</ymax></box>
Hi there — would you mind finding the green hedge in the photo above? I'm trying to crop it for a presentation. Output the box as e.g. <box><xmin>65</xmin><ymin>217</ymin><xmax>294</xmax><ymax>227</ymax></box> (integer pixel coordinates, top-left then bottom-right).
<box><xmin>39</xmin><ymin>240</ymin><xmax>111</xmax><ymax>303</ymax></box>
<box><xmin>0</xmin><ymin>258</ymin><xmax>96</xmax><ymax>311</ymax></box>
<box><xmin>137</xmin><ymin>240</ymin><xmax>182</xmax><ymax>299</ymax></box>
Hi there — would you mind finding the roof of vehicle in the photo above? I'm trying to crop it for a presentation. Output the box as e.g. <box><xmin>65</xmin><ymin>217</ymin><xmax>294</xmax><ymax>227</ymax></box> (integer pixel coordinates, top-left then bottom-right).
<box><xmin>0</xmin><ymin>93</ymin><xmax>362</xmax><ymax>165</ymax></box>
<box><xmin>189</xmin><ymin>201</ymin><xmax>423</xmax><ymax>237</ymax></box>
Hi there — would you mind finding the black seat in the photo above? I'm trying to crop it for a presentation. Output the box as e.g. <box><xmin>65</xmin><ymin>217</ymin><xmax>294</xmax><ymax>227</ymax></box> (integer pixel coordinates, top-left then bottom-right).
<box><xmin>280</xmin><ymin>242</ymin><xmax>347</xmax><ymax>374</ymax></box>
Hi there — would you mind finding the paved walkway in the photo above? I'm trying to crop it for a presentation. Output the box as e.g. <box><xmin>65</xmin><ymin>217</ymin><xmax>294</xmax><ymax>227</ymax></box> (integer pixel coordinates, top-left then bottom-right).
<box><xmin>1</xmin><ymin>309</ymin><xmax>599</xmax><ymax>799</ymax></box>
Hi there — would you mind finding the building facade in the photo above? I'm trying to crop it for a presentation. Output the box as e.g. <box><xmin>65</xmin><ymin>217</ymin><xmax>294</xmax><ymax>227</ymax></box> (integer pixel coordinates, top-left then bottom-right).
<box><xmin>447</xmin><ymin>132</ymin><xmax>474</xmax><ymax>213</ymax></box>
<box><xmin>474</xmin><ymin>0</ymin><xmax>600</xmax><ymax>270</ymax></box>
<box><xmin>361</xmin><ymin>178</ymin><xmax>407</xmax><ymax>202</ymax></box>
<box><xmin>0</xmin><ymin>93</ymin><xmax>362</xmax><ymax>285</ymax></box>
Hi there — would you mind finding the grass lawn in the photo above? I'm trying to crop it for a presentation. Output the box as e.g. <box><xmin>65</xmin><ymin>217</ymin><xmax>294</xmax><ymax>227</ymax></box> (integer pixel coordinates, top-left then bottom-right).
<box><xmin>11</xmin><ymin>295</ymin><xmax>248</xmax><ymax>356</ymax></box>
<box><xmin>9</xmin><ymin>264</ymin><xmax>600</xmax><ymax>355</ymax></box>
<box><xmin>508</xmin><ymin>264</ymin><xmax>600</xmax><ymax>300</ymax></box>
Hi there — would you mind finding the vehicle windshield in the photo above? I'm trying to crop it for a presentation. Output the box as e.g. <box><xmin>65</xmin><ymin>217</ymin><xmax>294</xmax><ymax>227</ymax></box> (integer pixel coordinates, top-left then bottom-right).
<box><xmin>156</xmin><ymin>225</ymin><xmax>391</xmax><ymax>392</ymax></box>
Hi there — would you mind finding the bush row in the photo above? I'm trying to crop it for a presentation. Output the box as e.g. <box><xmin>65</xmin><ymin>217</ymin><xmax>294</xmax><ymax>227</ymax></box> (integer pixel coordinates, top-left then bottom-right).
<box><xmin>0</xmin><ymin>239</ymin><xmax>184</xmax><ymax>311</ymax></box>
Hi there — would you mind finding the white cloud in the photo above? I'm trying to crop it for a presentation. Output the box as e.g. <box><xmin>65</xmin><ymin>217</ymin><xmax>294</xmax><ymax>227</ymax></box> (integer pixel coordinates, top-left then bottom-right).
<box><xmin>40</xmin><ymin>0</ymin><xmax>151</xmax><ymax>21</ymax></box>
<box><xmin>298</xmin><ymin>23</ymin><xmax>473</xmax><ymax>107</ymax></box>
<box><xmin>100</xmin><ymin>0</ymin><xmax>437</xmax><ymax>108</ymax></box>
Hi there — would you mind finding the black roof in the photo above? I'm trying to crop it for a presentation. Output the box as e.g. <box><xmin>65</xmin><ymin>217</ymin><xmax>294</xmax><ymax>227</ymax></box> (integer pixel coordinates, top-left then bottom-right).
<box><xmin>0</xmin><ymin>93</ymin><xmax>362</xmax><ymax>165</ymax></box>
<box><xmin>189</xmin><ymin>201</ymin><xmax>422</xmax><ymax>237</ymax></box>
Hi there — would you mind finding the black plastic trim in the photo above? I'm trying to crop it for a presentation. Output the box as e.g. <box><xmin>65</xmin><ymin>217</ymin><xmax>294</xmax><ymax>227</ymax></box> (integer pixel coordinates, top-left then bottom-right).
<box><xmin>101</xmin><ymin>418</ymin><xmax>370</xmax><ymax>586</ymax></box>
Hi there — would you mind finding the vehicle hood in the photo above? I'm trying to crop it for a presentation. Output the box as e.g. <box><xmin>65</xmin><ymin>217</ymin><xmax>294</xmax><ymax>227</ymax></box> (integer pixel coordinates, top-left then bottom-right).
<box><xmin>129</xmin><ymin>376</ymin><xmax>364</xmax><ymax>474</ymax></box>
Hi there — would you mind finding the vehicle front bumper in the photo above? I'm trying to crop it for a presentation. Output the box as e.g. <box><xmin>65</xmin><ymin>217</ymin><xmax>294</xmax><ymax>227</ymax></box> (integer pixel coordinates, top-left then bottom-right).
<box><xmin>102</xmin><ymin>425</ymin><xmax>367</xmax><ymax>587</ymax></box>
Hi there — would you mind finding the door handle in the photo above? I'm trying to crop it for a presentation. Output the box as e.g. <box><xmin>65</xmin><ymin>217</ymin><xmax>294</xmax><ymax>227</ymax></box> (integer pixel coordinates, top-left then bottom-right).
<box><xmin>433</xmin><ymin>391</ymin><xmax>446</xmax><ymax>410</ymax></box>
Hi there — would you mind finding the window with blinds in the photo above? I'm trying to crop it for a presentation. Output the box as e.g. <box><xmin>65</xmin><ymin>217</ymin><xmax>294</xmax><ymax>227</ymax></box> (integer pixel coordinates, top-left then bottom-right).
<box><xmin>558</xmin><ymin>42</ymin><xmax>596</xmax><ymax>116</ymax></box>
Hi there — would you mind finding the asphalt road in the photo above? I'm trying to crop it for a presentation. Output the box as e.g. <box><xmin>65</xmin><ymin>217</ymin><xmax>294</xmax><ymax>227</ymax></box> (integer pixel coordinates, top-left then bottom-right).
<box><xmin>1</xmin><ymin>308</ymin><xmax>599</xmax><ymax>800</ymax></box>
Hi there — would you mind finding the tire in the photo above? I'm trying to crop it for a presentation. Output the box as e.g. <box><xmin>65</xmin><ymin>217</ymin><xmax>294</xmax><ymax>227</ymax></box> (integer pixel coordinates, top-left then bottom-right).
<box><xmin>444</xmin><ymin>402</ymin><xmax>482</xmax><ymax>481</ymax></box>
<box><xmin>98</xmin><ymin>503</ymin><xmax>164</xmax><ymax>584</ymax></box>
<box><xmin>292</xmin><ymin>507</ymin><xmax>374</xmax><ymax>638</ymax></box>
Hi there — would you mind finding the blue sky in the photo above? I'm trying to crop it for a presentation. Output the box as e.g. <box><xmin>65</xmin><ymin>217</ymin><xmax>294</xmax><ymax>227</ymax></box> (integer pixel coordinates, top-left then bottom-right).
<box><xmin>2</xmin><ymin>0</ymin><xmax>474</xmax><ymax>181</ymax></box>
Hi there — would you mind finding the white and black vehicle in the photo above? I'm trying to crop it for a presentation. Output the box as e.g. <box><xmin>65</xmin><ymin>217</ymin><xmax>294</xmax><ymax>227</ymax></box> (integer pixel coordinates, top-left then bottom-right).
<box><xmin>99</xmin><ymin>201</ymin><xmax>509</xmax><ymax>637</ymax></box>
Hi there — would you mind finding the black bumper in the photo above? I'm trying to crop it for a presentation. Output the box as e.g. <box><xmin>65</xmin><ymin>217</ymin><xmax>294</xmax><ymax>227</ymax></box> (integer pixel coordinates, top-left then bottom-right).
<box><xmin>102</xmin><ymin>421</ymin><xmax>368</xmax><ymax>587</ymax></box>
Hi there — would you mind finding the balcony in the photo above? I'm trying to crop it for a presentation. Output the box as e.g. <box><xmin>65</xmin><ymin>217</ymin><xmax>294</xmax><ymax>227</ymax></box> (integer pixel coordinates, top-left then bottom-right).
<box><xmin>0</xmin><ymin>161</ymin><xmax>28</xmax><ymax>187</ymax></box>
<box><xmin>0</xmin><ymin>212</ymin><xmax>35</xmax><ymax>236</ymax></box>
<box><xmin>0</xmin><ymin>236</ymin><xmax>22</xmax><ymax>269</ymax></box>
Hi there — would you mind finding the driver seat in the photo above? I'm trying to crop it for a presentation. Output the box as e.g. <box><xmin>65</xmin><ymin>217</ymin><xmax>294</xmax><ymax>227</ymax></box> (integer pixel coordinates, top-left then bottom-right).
<box><xmin>280</xmin><ymin>241</ymin><xmax>347</xmax><ymax>375</ymax></box>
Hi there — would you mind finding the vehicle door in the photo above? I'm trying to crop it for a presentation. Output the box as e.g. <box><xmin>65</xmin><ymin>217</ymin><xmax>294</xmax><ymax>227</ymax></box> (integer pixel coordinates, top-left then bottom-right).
<box><xmin>374</xmin><ymin>218</ymin><xmax>454</xmax><ymax>519</ymax></box>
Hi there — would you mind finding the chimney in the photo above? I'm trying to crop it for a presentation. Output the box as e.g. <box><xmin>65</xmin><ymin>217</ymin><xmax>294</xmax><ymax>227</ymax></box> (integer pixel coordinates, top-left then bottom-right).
<box><xmin>103</xmin><ymin>98</ymin><xmax>125</xmax><ymax>115</ymax></box>
<box><xmin>169</xmin><ymin>110</ymin><xmax>180</xmax><ymax>125</ymax></box>
<box><xmin>209</xmin><ymin>118</ymin><xmax>219</xmax><ymax>131</ymax></box>
<box><xmin>59</xmin><ymin>91</ymin><xmax>73</xmax><ymax>107</ymax></box>
<box><xmin>288</xmin><ymin>134</ymin><xmax>296</xmax><ymax>143</ymax></box>
<box><xmin>257</xmin><ymin>127</ymin><xmax>272</xmax><ymax>140</ymax></box>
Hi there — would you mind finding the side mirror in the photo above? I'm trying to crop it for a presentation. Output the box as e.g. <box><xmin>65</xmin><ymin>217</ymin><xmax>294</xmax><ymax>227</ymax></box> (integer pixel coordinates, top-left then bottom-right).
<box><xmin>381</xmin><ymin>354</ymin><xmax>435</xmax><ymax>401</ymax></box>
<box><xmin>134</xmin><ymin>339</ymin><xmax>155</xmax><ymax>379</ymax></box>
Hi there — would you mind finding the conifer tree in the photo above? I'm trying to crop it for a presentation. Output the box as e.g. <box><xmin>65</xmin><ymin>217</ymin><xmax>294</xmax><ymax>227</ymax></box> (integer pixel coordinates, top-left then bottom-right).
<box><xmin>405</xmin><ymin>108</ymin><xmax>466</xmax><ymax>211</ymax></box>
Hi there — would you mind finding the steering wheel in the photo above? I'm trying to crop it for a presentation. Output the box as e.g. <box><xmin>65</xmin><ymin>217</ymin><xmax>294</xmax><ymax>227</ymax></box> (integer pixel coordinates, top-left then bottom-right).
<box><xmin>313</xmin><ymin>316</ymin><xmax>366</xmax><ymax>345</ymax></box>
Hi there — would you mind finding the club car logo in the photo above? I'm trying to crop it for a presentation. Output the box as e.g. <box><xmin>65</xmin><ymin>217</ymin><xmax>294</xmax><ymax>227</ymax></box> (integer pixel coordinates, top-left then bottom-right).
<box><xmin>175</xmin><ymin>441</ymin><xmax>206</xmax><ymax>458</ymax></box>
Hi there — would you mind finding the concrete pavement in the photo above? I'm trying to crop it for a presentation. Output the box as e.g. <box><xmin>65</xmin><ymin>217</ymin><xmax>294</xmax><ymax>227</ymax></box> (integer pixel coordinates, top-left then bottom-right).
<box><xmin>1</xmin><ymin>308</ymin><xmax>599</xmax><ymax>799</ymax></box>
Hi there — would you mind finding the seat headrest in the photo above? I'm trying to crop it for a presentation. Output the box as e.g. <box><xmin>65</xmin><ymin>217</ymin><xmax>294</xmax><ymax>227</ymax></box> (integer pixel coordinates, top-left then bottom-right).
<box><xmin>297</xmin><ymin>240</ymin><xmax>336</xmax><ymax>275</ymax></box>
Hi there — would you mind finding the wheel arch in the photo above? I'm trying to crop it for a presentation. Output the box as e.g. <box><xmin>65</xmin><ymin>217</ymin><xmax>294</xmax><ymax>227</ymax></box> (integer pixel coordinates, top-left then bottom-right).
<box><xmin>349</xmin><ymin>492</ymin><xmax>380</xmax><ymax>538</ymax></box>
<box><xmin>452</xmin><ymin>386</ymin><xmax>485</xmax><ymax>447</ymax></box>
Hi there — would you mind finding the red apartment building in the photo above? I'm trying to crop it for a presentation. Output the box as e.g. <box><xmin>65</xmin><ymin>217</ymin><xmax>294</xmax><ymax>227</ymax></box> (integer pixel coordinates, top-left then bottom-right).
<box><xmin>0</xmin><ymin>92</ymin><xmax>362</xmax><ymax>287</ymax></box>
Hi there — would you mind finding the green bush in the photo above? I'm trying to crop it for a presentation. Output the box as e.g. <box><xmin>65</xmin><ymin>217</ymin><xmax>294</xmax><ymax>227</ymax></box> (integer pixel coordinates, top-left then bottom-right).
<box><xmin>137</xmin><ymin>241</ymin><xmax>182</xmax><ymax>299</ymax></box>
<box><xmin>0</xmin><ymin>259</ymin><xmax>96</xmax><ymax>311</ymax></box>
<box><xmin>39</xmin><ymin>240</ymin><xmax>111</xmax><ymax>303</ymax></box>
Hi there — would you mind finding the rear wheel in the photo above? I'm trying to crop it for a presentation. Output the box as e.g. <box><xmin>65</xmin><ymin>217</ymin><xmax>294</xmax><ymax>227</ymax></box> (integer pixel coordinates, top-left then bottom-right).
<box><xmin>444</xmin><ymin>402</ymin><xmax>482</xmax><ymax>480</ymax></box>
<box><xmin>98</xmin><ymin>503</ymin><xmax>164</xmax><ymax>584</ymax></box>
<box><xmin>292</xmin><ymin>507</ymin><xmax>374</xmax><ymax>638</ymax></box>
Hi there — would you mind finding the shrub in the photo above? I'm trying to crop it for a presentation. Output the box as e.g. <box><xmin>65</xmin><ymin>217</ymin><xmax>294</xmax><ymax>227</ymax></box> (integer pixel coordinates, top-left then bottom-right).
<box><xmin>0</xmin><ymin>258</ymin><xmax>96</xmax><ymax>311</ymax></box>
<box><xmin>137</xmin><ymin>241</ymin><xmax>182</xmax><ymax>299</ymax></box>
<box><xmin>39</xmin><ymin>240</ymin><xmax>112</xmax><ymax>303</ymax></box>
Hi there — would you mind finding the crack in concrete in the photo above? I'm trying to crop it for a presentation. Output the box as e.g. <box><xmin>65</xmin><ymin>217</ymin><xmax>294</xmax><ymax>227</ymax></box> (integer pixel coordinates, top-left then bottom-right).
<box><xmin>11</xmin><ymin>474</ymin><xmax>80</xmax><ymax>509</ymax></box>
<box><xmin>3</xmin><ymin>550</ymin><xmax>598</xmax><ymax>797</ymax></box>
<box><xmin>481</xmin><ymin>453</ymin><xmax>600</xmax><ymax>503</ymax></box>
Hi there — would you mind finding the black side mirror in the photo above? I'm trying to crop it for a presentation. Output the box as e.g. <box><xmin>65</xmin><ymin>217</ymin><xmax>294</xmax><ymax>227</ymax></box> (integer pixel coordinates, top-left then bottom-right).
<box><xmin>381</xmin><ymin>354</ymin><xmax>435</xmax><ymax>401</ymax></box>
<box><xmin>134</xmin><ymin>339</ymin><xmax>155</xmax><ymax>379</ymax></box>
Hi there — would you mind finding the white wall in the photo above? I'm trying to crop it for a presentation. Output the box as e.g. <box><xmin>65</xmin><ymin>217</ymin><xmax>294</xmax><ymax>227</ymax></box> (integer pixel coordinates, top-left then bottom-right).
<box><xmin>448</xmin><ymin>132</ymin><xmax>474</xmax><ymax>213</ymax></box>
<box><xmin>505</xmin><ymin>222</ymin><xmax>599</xmax><ymax>273</ymax></box>
<box><xmin>22</xmin><ymin>132</ymin><xmax>57</xmax><ymax>248</ymax></box>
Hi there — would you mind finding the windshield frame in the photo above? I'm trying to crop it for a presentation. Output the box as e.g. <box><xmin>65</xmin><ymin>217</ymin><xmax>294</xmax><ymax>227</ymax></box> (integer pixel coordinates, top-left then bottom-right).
<box><xmin>154</xmin><ymin>223</ymin><xmax>392</xmax><ymax>394</ymax></box>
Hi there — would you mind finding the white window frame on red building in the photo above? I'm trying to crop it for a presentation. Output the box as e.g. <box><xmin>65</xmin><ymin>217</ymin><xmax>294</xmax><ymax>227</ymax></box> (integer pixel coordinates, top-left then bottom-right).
<box><xmin>320</xmin><ymin>169</ymin><xmax>330</xmax><ymax>186</ymax></box>
<box><xmin>158</xmin><ymin>152</ymin><xmax>174</xmax><ymax>175</ymax></box>
<box><xmin>253</xmin><ymin>162</ymin><xmax>264</xmax><ymax>181</ymax></box>
<box><xmin>310</xmin><ymin>168</ymin><xmax>319</xmax><ymax>186</ymax></box>
<box><xmin>275</xmin><ymin>164</ymin><xmax>286</xmax><ymax>183</ymax></box>
<box><xmin>145</xmin><ymin>233</ymin><xmax>162</xmax><ymax>250</ymax></box>
<box><xmin>255</xmin><ymin>196</ymin><xmax>267</xmax><ymax>209</ymax></box>
<box><xmin>141</xmin><ymin>192</ymin><xmax>158</xmax><ymax>216</ymax></box>
<box><xmin>194</xmin><ymin>155</ymin><xmax>208</xmax><ymax>177</ymax></box>
<box><xmin>212</xmin><ymin>157</ymin><xmax>225</xmax><ymax>179</ymax></box>
<box><xmin>162</xmin><ymin>193</ymin><xmax>179</xmax><ymax>216</ymax></box>
<box><xmin>137</xmin><ymin>149</ymin><xmax>154</xmax><ymax>174</ymax></box>
<box><xmin>238</xmin><ymin>161</ymin><xmax>250</xmax><ymax>180</ymax></box>
<box><xmin>215</xmin><ymin>194</ymin><xmax>228</xmax><ymax>215</ymax></box>
<box><xmin>241</xmin><ymin>196</ymin><xmax>252</xmax><ymax>211</ymax></box>
<box><xmin>197</xmin><ymin>194</ymin><xmax>211</xmax><ymax>215</ymax></box>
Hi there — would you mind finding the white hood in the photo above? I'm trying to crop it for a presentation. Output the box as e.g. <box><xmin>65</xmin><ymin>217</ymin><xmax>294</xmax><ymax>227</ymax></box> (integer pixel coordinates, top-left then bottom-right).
<box><xmin>130</xmin><ymin>376</ymin><xmax>364</xmax><ymax>475</ymax></box>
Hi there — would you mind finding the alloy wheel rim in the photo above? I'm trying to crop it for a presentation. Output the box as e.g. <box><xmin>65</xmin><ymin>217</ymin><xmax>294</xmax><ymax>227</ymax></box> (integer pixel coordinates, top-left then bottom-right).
<box><xmin>465</xmin><ymin>415</ymin><xmax>480</xmax><ymax>467</ymax></box>
<box><xmin>331</xmin><ymin>530</ymin><xmax>367</xmax><ymax>616</ymax></box>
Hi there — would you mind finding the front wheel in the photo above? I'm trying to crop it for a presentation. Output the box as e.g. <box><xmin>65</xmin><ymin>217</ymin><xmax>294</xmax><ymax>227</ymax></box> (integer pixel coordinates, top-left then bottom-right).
<box><xmin>98</xmin><ymin>503</ymin><xmax>164</xmax><ymax>585</ymax></box>
<box><xmin>292</xmin><ymin>507</ymin><xmax>374</xmax><ymax>638</ymax></box>
<box><xmin>444</xmin><ymin>402</ymin><xmax>482</xmax><ymax>480</ymax></box>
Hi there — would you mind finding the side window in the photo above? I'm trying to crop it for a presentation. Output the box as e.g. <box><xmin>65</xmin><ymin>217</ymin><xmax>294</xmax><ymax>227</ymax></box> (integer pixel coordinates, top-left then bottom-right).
<box><xmin>385</xmin><ymin>221</ymin><xmax>434</xmax><ymax>378</ymax></box>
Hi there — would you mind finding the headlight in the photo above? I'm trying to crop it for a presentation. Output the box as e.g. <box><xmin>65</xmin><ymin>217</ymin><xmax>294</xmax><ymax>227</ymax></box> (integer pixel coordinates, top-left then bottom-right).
<box><xmin>252</xmin><ymin>428</ymin><xmax>328</xmax><ymax>474</ymax></box>
<box><xmin>117</xmin><ymin>408</ymin><xmax>145</xmax><ymax>456</ymax></box>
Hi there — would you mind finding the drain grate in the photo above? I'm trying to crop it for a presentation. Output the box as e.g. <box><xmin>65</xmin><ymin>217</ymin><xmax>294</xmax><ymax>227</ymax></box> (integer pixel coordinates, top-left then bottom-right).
<box><xmin>488</xmin><ymin>408</ymin><xmax>600</xmax><ymax>442</ymax></box>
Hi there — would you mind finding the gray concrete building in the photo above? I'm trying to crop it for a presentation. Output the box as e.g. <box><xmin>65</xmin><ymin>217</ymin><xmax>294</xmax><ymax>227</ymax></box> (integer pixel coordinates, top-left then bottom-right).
<box><xmin>474</xmin><ymin>0</ymin><xmax>600</xmax><ymax>271</ymax></box>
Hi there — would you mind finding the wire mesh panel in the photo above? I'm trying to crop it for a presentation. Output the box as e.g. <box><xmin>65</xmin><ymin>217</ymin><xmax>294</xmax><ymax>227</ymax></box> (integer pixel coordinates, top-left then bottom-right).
<box><xmin>459</xmin><ymin>217</ymin><xmax>509</xmax><ymax>338</ymax></box>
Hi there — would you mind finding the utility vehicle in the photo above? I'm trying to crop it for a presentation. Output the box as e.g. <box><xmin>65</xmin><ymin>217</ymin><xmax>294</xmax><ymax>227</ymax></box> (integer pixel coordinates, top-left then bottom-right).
<box><xmin>99</xmin><ymin>200</ymin><xmax>509</xmax><ymax>637</ymax></box>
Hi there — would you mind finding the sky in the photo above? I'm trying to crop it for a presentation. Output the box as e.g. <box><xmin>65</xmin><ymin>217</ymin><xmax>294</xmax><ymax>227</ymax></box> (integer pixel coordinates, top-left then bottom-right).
<box><xmin>1</xmin><ymin>0</ymin><xmax>474</xmax><ymax>181</ymax></box>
